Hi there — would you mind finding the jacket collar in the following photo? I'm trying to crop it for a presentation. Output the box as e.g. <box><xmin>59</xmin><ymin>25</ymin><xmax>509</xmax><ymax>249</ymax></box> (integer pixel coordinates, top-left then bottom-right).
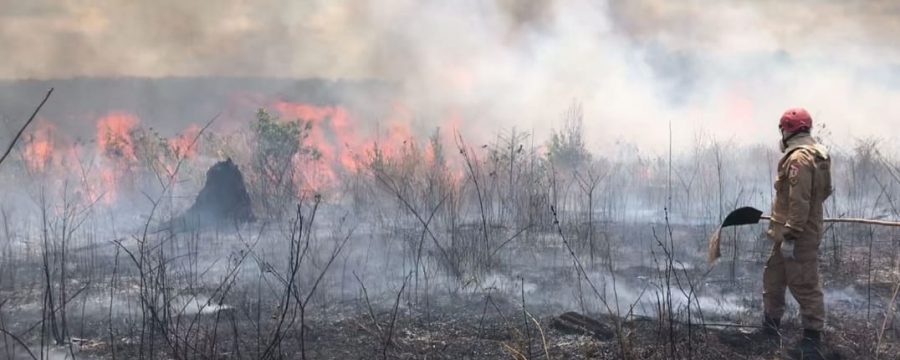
<box><xmin>783</xmin><ymin>133</ymin><xmax>829</xmax><ymax>160</ymax></box>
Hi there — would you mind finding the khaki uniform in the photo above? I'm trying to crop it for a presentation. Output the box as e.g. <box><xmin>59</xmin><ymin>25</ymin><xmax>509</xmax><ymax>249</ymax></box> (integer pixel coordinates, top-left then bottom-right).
<box><xmin>764</xmin><ymin>134</ymin><xmax>832</xmax><ymax>331</ymax></box>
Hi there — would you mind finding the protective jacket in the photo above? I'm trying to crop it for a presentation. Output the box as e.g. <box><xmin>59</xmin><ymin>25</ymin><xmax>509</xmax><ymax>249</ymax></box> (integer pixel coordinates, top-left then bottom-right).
<box><xmin>763</xmin><ymin>133</ymin><xmax>832</xmax><ymax>331</ymax></box>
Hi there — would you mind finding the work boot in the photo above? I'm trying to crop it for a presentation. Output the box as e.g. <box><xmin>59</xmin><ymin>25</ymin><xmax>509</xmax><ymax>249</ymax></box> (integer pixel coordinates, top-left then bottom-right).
<box><xmin>788</xmin><ymin>329</ymin><xmax>824</xmax><ymax>360</ymax></box>
<box><xmin>760</xmin><ymin>316</ymin><xmax>781</xmax><ymax>337</ymax></box>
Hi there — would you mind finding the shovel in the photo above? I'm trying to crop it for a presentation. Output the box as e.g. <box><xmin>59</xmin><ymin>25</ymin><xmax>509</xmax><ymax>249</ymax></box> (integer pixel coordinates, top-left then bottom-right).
<box><xmin>708</xmin><ymin>206</ymin><xmax>900</xmax><ymax>263</ymax></box>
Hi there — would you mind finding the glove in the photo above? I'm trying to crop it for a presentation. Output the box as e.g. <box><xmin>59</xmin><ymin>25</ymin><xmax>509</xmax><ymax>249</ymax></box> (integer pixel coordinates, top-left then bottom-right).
<box><xmin>780</xmin><ymin>239</ymin><xmax>795</xmax><ymax>260</ymax></box>
<box><xmin>780</xmin><ymin>226</ymin><xmax>801</xmax><ymax>260</ymax></box>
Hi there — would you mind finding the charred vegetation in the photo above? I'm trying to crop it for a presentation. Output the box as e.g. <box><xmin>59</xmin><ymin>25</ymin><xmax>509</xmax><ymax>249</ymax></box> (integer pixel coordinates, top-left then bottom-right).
<box><xmin>0</xmin><ymin>88</ymin><xmax>898</xmax><ymax>360</ymax></box>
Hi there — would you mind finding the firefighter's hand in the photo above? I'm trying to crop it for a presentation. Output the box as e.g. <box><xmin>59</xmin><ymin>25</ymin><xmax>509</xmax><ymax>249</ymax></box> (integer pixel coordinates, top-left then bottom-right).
<box><xmin>780</xmin><ymin>227</ymin><xmax>801</xmax><ymax>260</ymax></box>
<box><xmin>780</xmin><ymin>239</ymin><xmax>795</xmax><ymax>260</ymax></box>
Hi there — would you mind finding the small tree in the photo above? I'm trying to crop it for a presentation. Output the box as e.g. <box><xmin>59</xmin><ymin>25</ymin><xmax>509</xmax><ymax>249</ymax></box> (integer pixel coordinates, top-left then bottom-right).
<box><xmin>547</xmin><ymin>101</ymin><xmax>591</xmax><ymax>169</ymax></box>
<box><xmin>546</xmin><ymin>101</ymin><xmax>591</xmax><ymax>227</ymax></box>
<box><xmin>251</xmin><ymin>108</ymin><xmax>316</xmax><ymax>216</ymax></box>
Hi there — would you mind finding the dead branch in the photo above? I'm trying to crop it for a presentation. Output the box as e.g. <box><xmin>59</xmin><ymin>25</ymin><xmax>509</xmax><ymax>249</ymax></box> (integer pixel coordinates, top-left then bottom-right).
<box><xmin>0</xmin><ymin>327</ymin><xmax>37</xmax><ymax>360</ymax></box>
<box><xmin>0</xmin><ymin>88</ymin><xmax>53</xmax><ymax>168</ymax></box>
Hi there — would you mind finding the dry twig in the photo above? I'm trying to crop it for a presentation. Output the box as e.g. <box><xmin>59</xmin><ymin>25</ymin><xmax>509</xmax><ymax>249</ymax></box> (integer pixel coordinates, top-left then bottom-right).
<box><xmin>0</xmin><ymin>88</ymin><xmax>53</xmax><ymax>168</ymax></box>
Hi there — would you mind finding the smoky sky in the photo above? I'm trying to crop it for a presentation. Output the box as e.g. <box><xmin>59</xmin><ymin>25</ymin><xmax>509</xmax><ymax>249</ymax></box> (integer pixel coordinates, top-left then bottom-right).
<box><xmin>2</xmin><ymin>0</ymin><xmax>899</xmax><ymax>154</ymax></box>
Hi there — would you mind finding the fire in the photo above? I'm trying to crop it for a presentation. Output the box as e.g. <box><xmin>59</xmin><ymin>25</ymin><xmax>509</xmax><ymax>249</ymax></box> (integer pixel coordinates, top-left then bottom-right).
<box><xmin>94</xmin><ymin>111</ymin><xmax>141</xmax><ymax>203</ymax></box>
<box><xmin>169</xmin><ymin>124</ymin><xmax>201</xmax><ymax>159</ymax></box>
<box><xmin>273</xmin><ymin>100</ymin><xmax>426</xmax><ymax>192</ymax></box>
<box><xmin>375</xmin><ymin>103</ymin><xmax>415</xmax><ymax>159</ymax></box>
<box><xmin>22</xmin><ymin>120</ymin><xmax>56</xmax><ymax>173</ymax></box>
<box><xmin>19</xmin><ymin>109</ymin><xmax>210</xmax><ymax>206</ymax></box>
<box><xmin>273</xmin><ymin>101</ymin><xmax>360</xmax><ymax>166</ymax></box>
<box><xmin>96</xmin><ymin>111</ymin><xmax>139</xmax><ymax>163</ymax></box>
<box><xmin>273</xmin><ymin>101</ymin><xmax>361</xmax><ymax>191</ymax></box>
<box><xmin>15</xmin><ymin>96</ymin><xmax>465</xmax><ymax>205</ymax></box>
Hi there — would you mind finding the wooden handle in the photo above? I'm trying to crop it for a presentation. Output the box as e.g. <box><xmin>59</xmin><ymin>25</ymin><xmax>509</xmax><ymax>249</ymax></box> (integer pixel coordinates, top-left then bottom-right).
<box><xmin>760</xmin><ymin>215</ymin><xmax>900</xmax><ymax>227</ymax></box>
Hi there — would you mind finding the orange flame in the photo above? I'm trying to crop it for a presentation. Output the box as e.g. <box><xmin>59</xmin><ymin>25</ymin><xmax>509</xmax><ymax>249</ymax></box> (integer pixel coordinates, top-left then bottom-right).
<box><xmin>20</xmin><ymin>97</ymin><xmax>468</xmax><ymax>206</ymax></box>
<box><xmin>273</xmin><ymin>101</ymin><xmax>360</xmax><ymax>191</ymax></box>
<box><xmin>96</xmin><ymin>111</ymin><xmax>139</xmax><ymax>163</ymax></box>
<box><xmin>95</xmin><ymin>111</ymin><xmax>140</xmax><ymax>203</ymax></box>
<box><xmin>273</xmin><ymin>100</ymin><xmax>427</xmax><ymax>193</ymax></box>
<box><xmin>375</xmin><ymin>103</ymin><xmax>415</xmax><ymax>159</ymax></box>
<box><xmin>22</xmin><ymin>120</ymin><xmax>56</xmax><ymax>173</ymax></box>
<box><xmin>169</xmin><ymin>124</ymin><xmax>201</xmax><ymax>159</ymax></box>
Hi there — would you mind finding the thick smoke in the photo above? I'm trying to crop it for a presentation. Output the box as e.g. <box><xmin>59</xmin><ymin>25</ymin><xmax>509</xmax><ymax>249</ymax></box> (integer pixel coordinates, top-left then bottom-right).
<box><xmin>1</xmin><ymin>0</ymin><xmax>899</xmax><ymax>153</ymax></box>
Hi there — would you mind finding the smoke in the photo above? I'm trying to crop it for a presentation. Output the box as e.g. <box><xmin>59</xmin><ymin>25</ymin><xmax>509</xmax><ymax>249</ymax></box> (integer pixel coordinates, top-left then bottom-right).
<box><xmin>1</xmin><ymin>0</ymin><xmax>899</xmax><ymax>153</ymax></box>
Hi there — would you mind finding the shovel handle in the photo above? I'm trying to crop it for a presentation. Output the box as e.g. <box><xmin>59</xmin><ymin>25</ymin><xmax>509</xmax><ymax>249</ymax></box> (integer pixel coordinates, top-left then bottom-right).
<box><xmin>760</xmin><ymin>215</ymin><xmax>900</xmax><ymax>227</ymax></box>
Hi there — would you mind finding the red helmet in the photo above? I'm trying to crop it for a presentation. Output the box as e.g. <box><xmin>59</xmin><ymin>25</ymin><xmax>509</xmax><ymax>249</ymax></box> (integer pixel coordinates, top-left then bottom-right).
<box><xmin>779</xmin><ymin>108</ymin><xmax>812</xmax><ymax>133</ymax></box>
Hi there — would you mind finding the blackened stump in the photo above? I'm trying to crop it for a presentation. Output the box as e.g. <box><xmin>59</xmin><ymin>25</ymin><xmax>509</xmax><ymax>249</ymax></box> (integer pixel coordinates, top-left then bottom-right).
<box><xmin>173</xmin><ymin>158</ymin><xmax>254</xmax><ymax>231</ymax></box>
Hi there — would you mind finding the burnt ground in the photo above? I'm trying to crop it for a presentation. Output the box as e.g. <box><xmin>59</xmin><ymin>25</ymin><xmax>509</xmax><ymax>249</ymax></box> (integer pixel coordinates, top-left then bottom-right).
<box><xmin>0</xmin><ymin>221</ymin><xmax>898</xmax><ymax>359</ymax></box>
<box><xmin>25</xmin><ymin>299</ymin><xmax>893</xmax><ymax>359</ymax></box>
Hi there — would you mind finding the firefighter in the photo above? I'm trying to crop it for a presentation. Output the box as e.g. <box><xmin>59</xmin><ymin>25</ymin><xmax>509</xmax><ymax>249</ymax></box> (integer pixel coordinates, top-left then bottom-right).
<box><xmin>762</xmin><ymin>107</ymin><xmax>833</xmax><ymax>359</ymax></box>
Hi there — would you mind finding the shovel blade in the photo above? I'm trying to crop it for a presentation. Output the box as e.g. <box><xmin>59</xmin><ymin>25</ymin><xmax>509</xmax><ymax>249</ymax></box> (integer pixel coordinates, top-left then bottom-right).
<box><xmin>721</xmin><ymin>207</ymin><xmax>764</xmax><ymax>227</ymax></box>
<box><xmin>708</xmin><ymin>206</ymin><xmax>766</xmax><ymax>263</ymax></box>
